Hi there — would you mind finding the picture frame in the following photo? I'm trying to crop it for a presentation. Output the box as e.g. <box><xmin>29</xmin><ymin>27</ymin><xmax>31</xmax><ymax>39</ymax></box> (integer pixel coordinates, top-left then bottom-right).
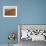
<box><xmin>3</xmin><ymin>6</ymin><xmax>17</xmax><ymax>17</ymax></box>
<box><xmin>18</xmin><ymin>24</ymin><xmax>46</xmax><ymax>42</ymax></box>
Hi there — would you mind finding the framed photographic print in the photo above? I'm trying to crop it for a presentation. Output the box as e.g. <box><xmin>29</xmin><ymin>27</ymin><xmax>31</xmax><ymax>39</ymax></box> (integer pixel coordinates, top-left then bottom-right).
<box><xmin>18</xmin><ymin>24</ymin><xmax>46</xmax><ymax>42</ymax></box>
<box><xmin>3</xmin><ymin>6</ymin><xmax>17</xmax><ymax>17</ymax></box>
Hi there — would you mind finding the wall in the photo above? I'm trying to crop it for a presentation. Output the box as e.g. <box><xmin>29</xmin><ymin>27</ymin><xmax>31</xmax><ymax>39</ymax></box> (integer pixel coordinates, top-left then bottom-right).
<box><xmin>0</xmin><ymin>0</ymin><xmax>46</xmax><ymax>44</ymax></box>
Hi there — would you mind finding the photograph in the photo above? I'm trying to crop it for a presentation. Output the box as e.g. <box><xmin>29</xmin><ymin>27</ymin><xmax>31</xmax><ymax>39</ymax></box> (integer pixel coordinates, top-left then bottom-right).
<box><xmin>18</xmin><ymin>24</ymin><xmax>46</xmax><ymax>46</ymax></box>
<box><xmin>3</xmin><ymin>6</ymin><xmax>17</xmax><ymax>17</ymax></box>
